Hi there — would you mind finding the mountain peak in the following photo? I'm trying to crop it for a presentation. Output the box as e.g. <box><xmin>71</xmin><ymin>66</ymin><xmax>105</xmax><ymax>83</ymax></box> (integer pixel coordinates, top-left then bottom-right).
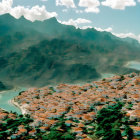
<box><xmin>0</xmin><ymin>13</ymin><xmax>16</xmax><ymax>21</ymax></box>
<box><xmin>43</xmin><ymin>17</ymin><xmax>58</xmax><ymax>24</ymax></box>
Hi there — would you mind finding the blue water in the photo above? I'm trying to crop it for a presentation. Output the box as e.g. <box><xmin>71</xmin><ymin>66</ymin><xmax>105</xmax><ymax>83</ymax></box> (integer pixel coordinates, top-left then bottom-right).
<box><xmin>101</xmin><ymin>73</ymin><xmax>114</xmax><ymax>79</ymax></box>
<box><xmin>126</xmin><ymin>61</ymin><xmax>140</xmax><ymax>70</ymax></box>
<box><xmin>0</xmin><ymin>88</ymin><xmax>26</xmax><ymax>114</ymax></box>
<box><xmin>0</xmin><ymin>61</ymin><xmax>139</xmax><ymax>115</ymax></box>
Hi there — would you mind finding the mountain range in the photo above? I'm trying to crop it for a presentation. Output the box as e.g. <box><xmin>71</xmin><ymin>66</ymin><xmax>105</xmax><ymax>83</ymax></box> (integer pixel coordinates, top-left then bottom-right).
<box><xmin>0</xmin><ymin>14</ymin><xmax>140</xmax><ymax>87</ymax></box>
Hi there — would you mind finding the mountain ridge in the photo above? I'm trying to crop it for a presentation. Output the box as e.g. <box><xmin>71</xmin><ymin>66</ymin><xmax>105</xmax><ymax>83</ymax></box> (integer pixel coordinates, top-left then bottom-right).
<box><xmin>0</xmin><ymin>14</ymin><xmax>140</xmax><ymax>87</ymax></box>
<box><xmin>1</xmin><ymin>13</ymin><xmax>140</xmax><ymax>45</ymax></box>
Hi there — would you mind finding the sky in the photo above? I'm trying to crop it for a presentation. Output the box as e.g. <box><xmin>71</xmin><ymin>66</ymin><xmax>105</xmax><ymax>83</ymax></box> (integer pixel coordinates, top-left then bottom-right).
<box><xmin>0</xmin><ymin>0</ymin><xmax>140</xmax><ymax>42</ymax></box>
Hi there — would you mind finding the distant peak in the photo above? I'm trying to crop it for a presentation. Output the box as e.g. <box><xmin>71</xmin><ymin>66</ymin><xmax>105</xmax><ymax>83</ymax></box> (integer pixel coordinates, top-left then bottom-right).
<box><xmin>19</xmin><ymin>15</ymin><xmax>26</xmax><ymax>20</ymax></box>
<box><xmin>0</xmin><ymin>13</ymin><xmax>58</xmax><ymax>24</ymax></box>
<box><xmin>44</xmin><ymin>17</ymin><xmax>58</xmax><ymax>23</ymax></box>
<box><xmin>0</xmin><ymin>13</ymin><xmax>14</xmax><ymax>19</ymax></box>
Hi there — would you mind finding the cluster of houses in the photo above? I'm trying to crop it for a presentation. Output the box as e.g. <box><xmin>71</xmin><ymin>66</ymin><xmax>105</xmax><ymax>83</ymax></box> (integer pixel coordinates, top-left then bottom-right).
<box><xmin>0</xmin><ymin>73</ymin><xmax>140</xmax><ymax>139</ymax></box>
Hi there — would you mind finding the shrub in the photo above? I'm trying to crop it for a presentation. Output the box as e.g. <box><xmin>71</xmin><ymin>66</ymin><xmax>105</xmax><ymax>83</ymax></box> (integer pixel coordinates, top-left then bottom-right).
<box><xmin>95</xmin><ymin>101</ymin><xmax>136</xmax><ymax>140</ymax></box>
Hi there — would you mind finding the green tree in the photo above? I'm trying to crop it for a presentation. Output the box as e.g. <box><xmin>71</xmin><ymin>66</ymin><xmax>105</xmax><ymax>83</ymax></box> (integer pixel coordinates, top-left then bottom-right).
<box><xmin>95</xmin><ymin>101</ymin><xmax>136</xmax><ymax>140</ymax></box>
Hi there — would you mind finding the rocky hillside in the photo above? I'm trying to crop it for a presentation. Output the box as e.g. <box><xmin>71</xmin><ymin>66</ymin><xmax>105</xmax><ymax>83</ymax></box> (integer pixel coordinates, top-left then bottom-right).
<box><xmin>0</xmin><ymin>81</ymin><xmax>12</xmax><ymax>91</ymax></box>
<box><xmin>0</xmin><ymin>81</ymin><xmax>6</xmax><ymax>91</ymax></box>
<box><xmin>0</xmin><ymin>14</ymin><xmax>140</xmax><ymax>87</ymax></box>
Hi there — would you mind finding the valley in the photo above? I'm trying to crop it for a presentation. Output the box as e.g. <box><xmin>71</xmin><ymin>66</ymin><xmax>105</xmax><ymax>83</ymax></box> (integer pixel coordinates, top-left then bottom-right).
<box><xmin>0</xmin><ymin>13</ymin><xmax>140</xmax><ymax>140</ymax></box>
<box><xmin>0</xmin><ymin>14</ymin><xmax>140</xmax><ymax>88</ymax></box>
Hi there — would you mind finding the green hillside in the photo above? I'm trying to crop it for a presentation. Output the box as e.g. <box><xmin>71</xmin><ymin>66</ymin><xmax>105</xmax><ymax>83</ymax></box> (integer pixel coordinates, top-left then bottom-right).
<box><xmin>0</xmin><ymin>14</ymin><xmax>140</xmax><ymax>87</ymax></box>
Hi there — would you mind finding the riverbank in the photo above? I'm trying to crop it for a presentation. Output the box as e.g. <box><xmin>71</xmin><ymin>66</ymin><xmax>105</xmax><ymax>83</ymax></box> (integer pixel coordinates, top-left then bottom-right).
<box><xmin>0</xmin><ymin>107</ymin><xmax>9</xmax><ymax>113</ymax></box>
<box><xmin>0</xmin><ymin>87</ymin><xmax>26</xmax><ymax>114</ymax></box>
<box><xmin>10</xmin><ymin>99</ymin><xmax>27</xmax><ymax>115</ymax></box>
<box><xmin>125</xmin><ymin>61</ymin><xmax>140</xmax><ymax>70</ymax></box>
<box><xmin>0</xmin><ymin>90</ymin><xmax>6</xmax><ymax>94</ymax></box>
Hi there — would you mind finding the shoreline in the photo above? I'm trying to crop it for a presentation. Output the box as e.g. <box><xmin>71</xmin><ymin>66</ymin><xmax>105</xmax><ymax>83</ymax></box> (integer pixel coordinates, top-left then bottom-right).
<box><xmin>10</xmin><ymin>99</ymin><xmax>27</xmax><ymax>115</ymax></box>
<box><xmin>0</xmin><ymin>107</ymin><xmax>9</xmax><ymax>113</ymax></box>
<box><xmin>125</xmin><ymin>61</ymin><xmax>140</xmax><ymax>70</ymax></box>
<box><xmin>0</xmin><ymin>87</ymin><xmax>17</xmax><ymax>95</ymax></box>
<box><xmin>0</xmin><ymin>90</ymin><xmax>6</xmax><ymax>94</ymax></box>
<box><xmin>0</xmin><ymin>87</ymin><xmax>27</xmax><ymax>115</ymax></box>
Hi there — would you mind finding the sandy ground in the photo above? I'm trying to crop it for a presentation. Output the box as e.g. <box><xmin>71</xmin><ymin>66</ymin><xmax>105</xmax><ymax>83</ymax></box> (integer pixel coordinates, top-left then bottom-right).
<box><xmin>10</xmin><ymin>99</ymin><xmax>27</xmax><ymax>115</ymax></box>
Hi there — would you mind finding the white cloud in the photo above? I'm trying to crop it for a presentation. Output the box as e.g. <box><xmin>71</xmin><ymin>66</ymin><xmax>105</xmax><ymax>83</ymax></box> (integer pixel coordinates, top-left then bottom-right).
<box><xmin>78</xmin><ymin>0</ymin><xmax>100</xmax><ymax>13</ymax></box>
<box><xmin>101</xmin><ymin>0</ymin><xmax>136</xmax><ymax>10</ymax></box>
<box><xmin>95</xmin><ymin>27</ymin><xmax>113</xmax><ymax>32</ymax></box>
<box><xmin>59</xmin><ymin>18</ymin><xmax>92</xmax><ymax>28</ymax></box>
<box><xmin>113</xmin><ymin>32</ymin><xmax>140</xmax><ymax>42</ymax></box>
<box><xmin>56</xmin><ymin>0</ymin><xmax>76</xmax><ymax>8</ymax></box>
<box><xmin>96</xmin><ymin>27</ymin><xmax>140</xmax><ymax>43</ymax></box>
<box><xmin>75</xmin><ymin>10</ymin><xmax>83</xmax><ymax>13</ymax></box>
<box><xmin>80</xmin><ymin>26</ymin><xmax>93</xmax><ymax>29</ymax></box>
<box><xmin>11</xmin><ymin>5</ymin><xmax>57</xmax><ymax>21</ymax></box>
<box><xmin>0</xmin><ymin>0</ymin><xmax>13</xmax><ymax>15</ymax></box>
<box><xmin>81</xmin><ymin>25</ymin><xmax>140</xmax><ymax>43</ymax></box>
<box><xmin>138</xmin><ymin>0</ymin><xmax>140</xmax><ymax>2</ymax></box>
<box><xmin>80</xmin><ymin>26</ymin><xmax>113</xmax><ymax>32</ymax></box>
<box><xmin>94</xmin><ymin>26</ymin><xmax>140</xmax><ymax>43</ymax></box>
<box><xmin>0</xmin><ymin>0</ymin><xmax>57</xmax><ymax>22</ymax></box>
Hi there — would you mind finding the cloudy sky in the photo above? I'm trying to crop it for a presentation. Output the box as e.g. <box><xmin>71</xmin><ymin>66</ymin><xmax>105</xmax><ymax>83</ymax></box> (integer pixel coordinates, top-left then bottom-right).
<box><xmin>0</xmin><ymin>0</ymin><xmax>140</xmax><ymax>41</ymax></box>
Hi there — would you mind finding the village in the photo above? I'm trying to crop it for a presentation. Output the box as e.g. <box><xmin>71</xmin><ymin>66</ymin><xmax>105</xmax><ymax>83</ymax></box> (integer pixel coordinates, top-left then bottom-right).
<box><xmin>0</xmin><ymin>73</ymin><xmax>140</xmax><ymax>139</ymax></box>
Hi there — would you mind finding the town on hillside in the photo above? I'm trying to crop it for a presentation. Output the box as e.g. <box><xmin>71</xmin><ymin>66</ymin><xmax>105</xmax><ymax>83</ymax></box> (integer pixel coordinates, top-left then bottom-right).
<box><xmin>0</xmin><ymin>73</ymin><xmax>140</xmax><ymax>140</ymax></box>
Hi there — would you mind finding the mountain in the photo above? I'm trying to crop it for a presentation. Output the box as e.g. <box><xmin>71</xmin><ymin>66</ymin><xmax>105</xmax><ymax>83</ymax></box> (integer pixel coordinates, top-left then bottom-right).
<box><xmin>0</xmin><ymin>14</ymin><xmax>140</xmax><ymax>87</ymax></box>
<box><xmin>0</xmin><ymin>81</ymin><xmax>13</xmax><ymax>91</ymax></box>
<box><xmin>0</xmin><ymin>81</ymin><xmax>6</xmax><ymax>91</ymax></box>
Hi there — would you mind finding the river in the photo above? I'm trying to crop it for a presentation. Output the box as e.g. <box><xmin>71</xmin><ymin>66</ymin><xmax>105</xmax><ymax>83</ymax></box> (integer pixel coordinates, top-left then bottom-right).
<box><xmin>100</xmin><ymin>73</ymin><xmax>114</xmax><ymax>79</ymax></box>
<box><xmin>0</xmin><ymin>88</ymin><xmax>26</xmax><ymax>114</ymax></box>
<box><xmin>100</xmin><ymin>61</ymin><xmax>140</xmax><ymax>80</ymax></box>
<box><xmin>125</xmin><ymin>61</ymin><xmax>140</xmax><ymax>70</ymax></box>
<box><xmin>0</xmin><ymin>61</ymin><xmax>139</xmax><ymax>114</ymax></box>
